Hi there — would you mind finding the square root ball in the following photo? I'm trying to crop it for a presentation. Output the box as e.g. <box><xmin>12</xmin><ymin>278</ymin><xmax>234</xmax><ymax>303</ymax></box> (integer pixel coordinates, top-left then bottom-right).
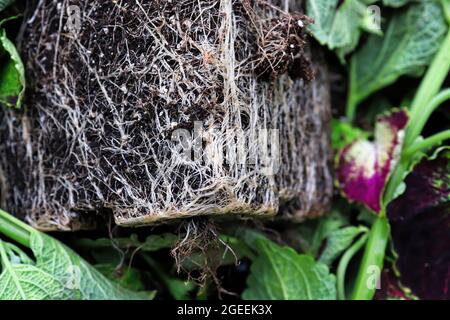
<box><xmin>0</xmin><ymin>0</ymin><xmax>332</xmax><ymax>230</ymax></box>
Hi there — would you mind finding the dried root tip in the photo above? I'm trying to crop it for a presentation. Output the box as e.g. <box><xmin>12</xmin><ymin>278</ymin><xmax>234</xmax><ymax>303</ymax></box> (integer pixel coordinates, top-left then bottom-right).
<box><xmin>171</xmin><ymin>218</ymin><xmax>226</xmax><ymax>289</ymax></box>
<box><xmin>242</xmin><ymin>1</ymin><xmax>315</xmax><ymax>80</ymax></box>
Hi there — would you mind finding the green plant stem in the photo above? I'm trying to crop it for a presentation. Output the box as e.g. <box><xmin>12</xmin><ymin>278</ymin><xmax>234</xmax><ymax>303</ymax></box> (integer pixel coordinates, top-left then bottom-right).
<box><xmin>384</xmin><ymin>159</ymin><xmax>408</xmax><ymax>205</ymax></box>
<box><xmin>0</xmin><ymin>209</ymin><xmax>31</xmax><ymax>247</ymax></box>
<box><xmin>403</xmin><ymin>129</ymin><xmax>450</xmax><ymax>158</ymax></box>
<box><xmin>351</xmin><ymin>215</ymin><xmax>390</xmax><ymax>300</ymax></box>
<box><xmin>386</xmin><ymin>29</ymin><xmax>450</xmax><ymax>203</ymax></box>
<box><xmin>141</xmin><ymin>254</ymin><xmax>181</xmax><ymax>299</ymax></box>
<box><xmin>141</xmin><ymin>254</ymin><xmax>172</xmax><ymax>285</ymax></box>
<box><xmin>337</xmin><ymin>233</ymin><xmax>369</xmax><ymax>300</ymax></box>
<box><xmin>405</xmin><ymin>28</ymin><xmax>450</xmax><ymax>148</ymax></box>
<box><xmin>442</xmin><ymin>0</ymin><xmax>450</xmax><ymax>24</ymax></box>
<box><xmin>353</xmin><ymin>26</ymin><xmax>450</xmax><ymax>300</ymax></box>
<box><xmin>220</xmin><ymin>235</ymin><xmax>257</xmax><ymax>260</ymax></box>
<box><xmin>406</xmin><ymin>89</ymin><xmax>450</xmax><ymax>149</ymax></box>
<box><xmin>345</xmin><ymin>63</ymin><xmax>358</xmax><ymax>123</ymax></box>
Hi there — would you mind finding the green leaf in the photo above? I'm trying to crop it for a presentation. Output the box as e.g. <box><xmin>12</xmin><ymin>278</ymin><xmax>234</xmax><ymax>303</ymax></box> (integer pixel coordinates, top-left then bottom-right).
<box><xmin>0</xmin><ymin>240</ymin><xmax>64</xmax><ymax>300</ymax></box>
<box><xmin>163</xmin><ymin>277</ymin><xmax>195</xmax><ymax>300</ymax></box>
<box><xmin>141</xmin><ymin>254</ymin><xmax>195</xmax><ymax>300</ymax></box>
<box><xmin>76</xmin><ymin>233</ymin><xmax>177</xmax><ymax>252</ymax></box>
<box><xmin>306</xmin><ymin>0</ymin><xmax>379</xmax><ymax>62</ymax></box>
<box><xmin>94</xmin><ymin>264</ymin><xmax>146</xmax><ymax>292</ymax></box>
<box><xmin>443</xmin><ymin>0</ymin><xmax>450</xmax><ymax>23</ymax></box>
<box><xmin>295</xmin><ymin>210</ymin><xmax>349</xmax><ymax>255</ymax></box>
<box><xmin>0</xmin><ymin>27</ymin><xmax>25</xmax><ymax>108</ymax></box>
<box><xmin>0</xmin><ymin>210</ymin><xmax>152</xmax><ymax>300</ymax></box>
<box><xmin>30</xmin><ymin>231</ymin><xmax>150</xmax><ymax>299</ymax></box>
<box><xmin>383</xmin><ymin>0</ymin><xmax>411</xmax><ymax>8</ymax></box>
<box><xmin>318</xmin><ymin>226</ymin><xmax>367</xmax><ymax>266</ymax></box>
<box><xmin>241</xmin><ymin>231</ymin><xmax>336</xmax><ymax>300</ymax></box>
<box><xmin>348</xmin><ymin>1</ymin><xmax>447</xmax><ymax>111</ymax></box>
<box><xmin>293</xmin><ymin>211</ymin><xmax>367</xmax><ymax>267</ymax></box>
<box><xmin>332</xmin><ymin>119</ymin><xmax>369</xmax><ymax>150</ymax></box>
<box><xmin>363</xmin><ymin>95</ymin><xmax>396</xmax><ymax>124</ymax></box>
<box><xmin>329</xmin><ymin>0</ymin><xmax>368</xmax><ymax>62</ymax></box>
<box><xmin>307</xmin><ymin>0</ymin><xmax>339</xmax><ymax>45</ymax></box>
<box><xmin>0</xmin><ymin>0</ymin><xmax>14</xmax><ymax>12</ymax></box>
<box><xmin>309</xmin><ymin>212</ymin><xmax>348</xmax><ymax>254</ymax></box>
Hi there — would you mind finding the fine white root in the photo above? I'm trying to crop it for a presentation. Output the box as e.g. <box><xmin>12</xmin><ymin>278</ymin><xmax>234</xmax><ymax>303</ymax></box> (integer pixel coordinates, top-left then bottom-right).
<box><xmin>0</xmin><ymin>0</ymin><xmax>332</xmax><ymax>230</ymax></box>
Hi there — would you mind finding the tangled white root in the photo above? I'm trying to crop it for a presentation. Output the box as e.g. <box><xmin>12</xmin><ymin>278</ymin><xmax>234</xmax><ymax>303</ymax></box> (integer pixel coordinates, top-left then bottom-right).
<box><xmin>0</xmin><ymin>0</ymin><xmax>332</xmax><ymax>230</ymax></box>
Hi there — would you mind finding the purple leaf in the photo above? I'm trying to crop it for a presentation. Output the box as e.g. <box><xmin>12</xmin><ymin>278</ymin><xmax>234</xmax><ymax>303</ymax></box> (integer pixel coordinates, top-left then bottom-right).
<box><xmin>388</xmin><ymin>148</ymin><xmax>450</xmax><ymax>300</ymax></box>
<box><xmin>337</xmin><ymin>109</ymin><xmax>409</xmax><ymax>213</ymax></box>
<box><xmin>375</xmin><ymin>269</ymin><xmax>415</xmax><ymax>300</ymax></box>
